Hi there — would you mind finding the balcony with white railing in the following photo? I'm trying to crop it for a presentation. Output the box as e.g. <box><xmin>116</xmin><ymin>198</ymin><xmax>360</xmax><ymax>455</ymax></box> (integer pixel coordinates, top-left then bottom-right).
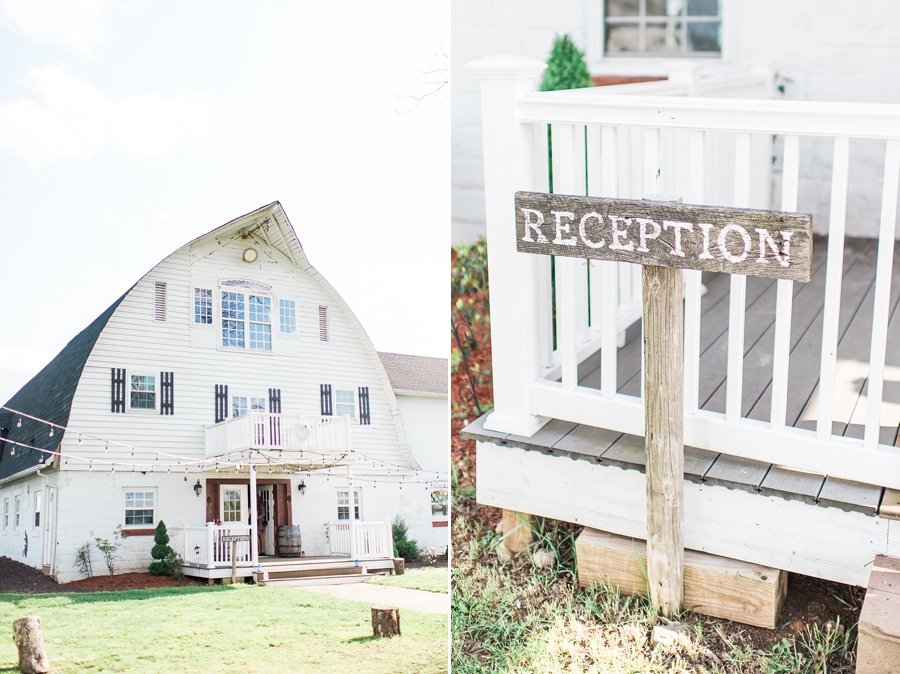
<box><xmin>205</xmin><ymin>413</ymin><xmax>351</xmax><ymax>459</ymax></box>
<box><xmin>469</xmin><ymin>56</ymin><xmax>900</xmax><ymax>491</ymax></box>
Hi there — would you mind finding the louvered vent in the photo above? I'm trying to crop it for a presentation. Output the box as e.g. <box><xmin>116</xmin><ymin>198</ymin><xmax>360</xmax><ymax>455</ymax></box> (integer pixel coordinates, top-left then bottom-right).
<box><xmin>154</xmin><ymin>282</ymin><xmax>167</xmax><ymax>321</ymax></box>
<box><xmin>318</xmin><ymin>306</ymin><xmax>328</xmax><ymax>341</ymax></box>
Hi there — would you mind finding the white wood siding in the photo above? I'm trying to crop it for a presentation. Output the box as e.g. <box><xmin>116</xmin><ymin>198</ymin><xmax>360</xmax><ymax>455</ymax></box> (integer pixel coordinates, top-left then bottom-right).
<box><xmin>64</xmin><ymin>227</ymin><xmax>418</xmax><ymax>473</ymax></box>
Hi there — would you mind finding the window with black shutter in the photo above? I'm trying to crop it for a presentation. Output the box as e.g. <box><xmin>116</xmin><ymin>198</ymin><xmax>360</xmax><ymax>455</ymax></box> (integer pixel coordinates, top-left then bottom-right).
<box><xmin>320</xmin><ymin>384</ymin><xmax>333</xmax><ymax>416</ymax></box>
<box><xmin>268</xmin><ymin>388</ymin><xmax>282</xmax><ymax>445</ymax></box>
<box><xmin>111</xmin><ymin>368</ymin><xmax>126</xmax><ymax>413</ymax></box>
<box><xmin>160</xmin><ymin>372</ymin><xmax>174</xmax><ymax>415</ymax></box>
<box><xmin>215</xmin><ymin>384</ymin><xmax>229</xmax><ymax>423</ymax></box>
<box><xmin>358</xmin><ymin>387</ymin><xmax>370</xmax><ymax>425</ymax></box>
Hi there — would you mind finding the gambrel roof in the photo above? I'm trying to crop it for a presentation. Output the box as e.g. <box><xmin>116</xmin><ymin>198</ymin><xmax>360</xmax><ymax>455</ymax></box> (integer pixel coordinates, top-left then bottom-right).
<box><xmin>0</xmin><ymin>295</ymin><xmax>126</xmax><ymax>481</ymax></box>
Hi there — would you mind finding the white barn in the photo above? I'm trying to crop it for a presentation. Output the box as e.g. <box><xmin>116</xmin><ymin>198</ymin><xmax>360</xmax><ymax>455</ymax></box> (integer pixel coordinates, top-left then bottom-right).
<box><xmin>0</xmin><ymin>202</ymin><xmax>448</xmax><ymax>584</ymax></box>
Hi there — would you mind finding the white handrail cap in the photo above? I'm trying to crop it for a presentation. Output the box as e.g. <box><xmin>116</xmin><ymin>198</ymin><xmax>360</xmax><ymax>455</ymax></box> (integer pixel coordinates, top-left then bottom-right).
<box><xmin>466</xmin><ymin>55</ymin><xmax>546</xmax><ymax>81</ymax></box>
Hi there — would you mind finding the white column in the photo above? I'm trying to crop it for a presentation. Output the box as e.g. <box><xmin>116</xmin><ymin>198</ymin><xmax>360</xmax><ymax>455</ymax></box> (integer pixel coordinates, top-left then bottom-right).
<box><xmin>467</xmin><ymin>56</ymin><xmax>549</xmax><ymax>437</ymax></box>
<box><xmin>348</xmin><ymin>463</ymin><xmax>357</xmax><ymax>561</ymax></box>
<box><xmin>249</xmin><ymin>464</ymin><xmax>258</xmax><ymax>567</ymax></box>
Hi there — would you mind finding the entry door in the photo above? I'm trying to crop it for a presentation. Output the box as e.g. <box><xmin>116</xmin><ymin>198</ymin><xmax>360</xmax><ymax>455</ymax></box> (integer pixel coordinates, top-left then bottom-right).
<box><xmin>42</xmin><ymin>487</ymin><xmax>55</xmax><ymax>568</ymax></box>
<box><xmin>258</xmin><ymin>486</ymin><xmax>275</xmax><ymax>555</ymax></box>
<box><xmin>219</xmin><ymin>485</ymin><xmax>249</xmax><ymax>526</ymax></box>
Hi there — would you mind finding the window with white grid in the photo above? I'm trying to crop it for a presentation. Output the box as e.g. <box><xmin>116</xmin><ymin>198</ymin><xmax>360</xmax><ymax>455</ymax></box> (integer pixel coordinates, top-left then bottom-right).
<box><xmin>223</xmin><ymin>488</ymin><xmax>243</xmax><ymax>523</ymax></box>
<box><xmin>221</xmin><ymin>282</ymin><xmax>272</xmax><ymax>351</ymax></box>
<box><xmin>14</xmin><ymin>497</ymin><xmax>20</xmax><ymax>528</ymax></box>
<box><xmin>335</xmin><ymin>388</ymin><xmax>356</xmax><ymax>419</ymax></box>
<box><xmin>605</xmin><ymin>0</ymin><xmax>721</xmax><ymax>55</ymax></box>
<box><xmin>279</xmin><ymin>299</ymin><xmax>296</xmax><ymax>334</ymax></box>
<box><xmin>336</xmin><ymin>489</ymin><xmax>361</xmax><ymax>521</ymax></box>
<box><xmin>195</xmin><ymin>288</ymin><xmax>213</xmax><ymax>324</ymax></box>
<box><xmin>130</xmin><ymin>374</ymin><xmax>157</xmax><ymax>410</ymax></box>
<box><xmin>125</xmin><ymin>490</ymin><xmax>155</xmax><ymax>526</ymax></box>
<box><xmin>3</xmin><ymin>499</ymin><xmax>8</xmax><ymax>530</ymax></box>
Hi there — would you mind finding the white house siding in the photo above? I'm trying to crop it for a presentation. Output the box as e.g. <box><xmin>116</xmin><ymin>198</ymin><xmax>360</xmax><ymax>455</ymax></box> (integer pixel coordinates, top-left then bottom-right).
<box><xmin>11</xmin><ymin>211</ymin><xmax>439</xmax><ymax>581</ymax></box>
<box><xmin>452</xmin><ymin>0</ymin><xmax>900</xmax><ymax>242</ymax></box>
<box><xmin>0</xmin><ymin>474</ymin><xmax>48</xmax><ymax>571</ymax></box>
<box><xmin>394</xmin><ymin>393</ymin><xmax>449</xmax><ymax>553</ymax></box>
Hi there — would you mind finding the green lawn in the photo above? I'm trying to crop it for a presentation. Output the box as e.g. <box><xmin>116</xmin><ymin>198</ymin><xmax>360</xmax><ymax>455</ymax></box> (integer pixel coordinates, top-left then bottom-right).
<box><xmin>0</xmin><ymin>584</ymin><xmax>447</xmax><ymax>673</ymax></box>
<box><xmin>367</xmin><ymin>567</ymin><xmax>448</xmax><ymax>593</ymax></box>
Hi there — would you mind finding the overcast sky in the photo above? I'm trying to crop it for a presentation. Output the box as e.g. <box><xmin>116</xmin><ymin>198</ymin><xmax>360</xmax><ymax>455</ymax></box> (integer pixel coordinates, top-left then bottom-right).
<box><xmin>0</xmin><ymin>0</ymin><xmax>448</xmax><ymax>404</ymax></box>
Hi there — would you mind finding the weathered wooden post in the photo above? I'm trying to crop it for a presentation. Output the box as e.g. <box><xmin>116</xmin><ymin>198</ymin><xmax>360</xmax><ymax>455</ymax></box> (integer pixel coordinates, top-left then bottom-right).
<box><xmin>514</xmin><ymin>191</ymin><xmax>812</xmax><ymax>617</ymax></box>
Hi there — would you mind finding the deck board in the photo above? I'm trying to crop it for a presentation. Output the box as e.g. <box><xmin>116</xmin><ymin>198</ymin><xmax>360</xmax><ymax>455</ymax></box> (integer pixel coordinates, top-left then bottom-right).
<box><xmin>552</xmin><ymin>424</ymin><xmax>621</xmax><ymax>461</ymax></box>
<box><xmin>759</xmin><ymin>466</ymin><xmax>825</xmax><ymax>505</ymax></box>
<box><xmin>703</xmin><ymin>455</ymin><xmax>771</xmax><ymax>493</ymax></box>
<box><xmin>818</xmin><ymin>477</ymin><xmax>884</xmax><ymax>515</ymax></box>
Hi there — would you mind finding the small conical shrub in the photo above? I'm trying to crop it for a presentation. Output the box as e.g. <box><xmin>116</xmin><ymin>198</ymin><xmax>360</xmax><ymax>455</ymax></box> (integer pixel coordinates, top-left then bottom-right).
<box><xmin>541</xmin><ymin>34</ymin><xmax>592</xmax><ymax>92</ymax></box>
<box><xmin>148</xmin><ymin>521</ymin><xmax>175</xmax><ymax>575</ymax></box>
<box><xmin>392</xmin><ymin>515</ymin><xmax>420</xmax><ymax>561</ymax></box>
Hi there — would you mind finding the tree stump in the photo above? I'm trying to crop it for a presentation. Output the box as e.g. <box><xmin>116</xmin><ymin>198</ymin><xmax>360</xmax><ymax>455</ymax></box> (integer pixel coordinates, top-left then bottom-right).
<box><xmin>393</xmin><ymin>557</ymin><xmax>405</xmax><ymax>575</ymax></box>
<box><xmin>12</xmin><ymin>616</ymin><xmax>50</xmax><ymax>674</ymax></box>
<box><xmin>371</xmin><ymin>606</ymin><xmax>401</xmax><ymax>638</ymax></box>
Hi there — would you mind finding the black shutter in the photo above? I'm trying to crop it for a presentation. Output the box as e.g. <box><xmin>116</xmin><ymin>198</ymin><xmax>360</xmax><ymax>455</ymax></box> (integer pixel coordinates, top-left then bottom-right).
<box><xmin>268</xmin><ymin>388</ymin><xmax>282</xmax><ymax>447</ymax></box>
<box><xmin>320</xmin><ymin>384</ymin><xmax>332</xmax><ymax>416</ymax></box>
<box><xmin>215</xmin><ymin>384</ymin><xmax>229</xmax><ymax>423</ymax></box>
<box><xmin>268</xmin><ymin>388</ymin><xmax>282</xmax><ymax>414</ymax></box>
<box><xmin>111</xmin><ymin>368</ymin><xmax>126</xmax><ymax>413</ymax></box>
<box><xmin>358</xmin><ymin>387</ymin><xmax>370</xmax><ymax>425</ymax></box>
<box><xmin>160</xmin><ymin>372</ymin><xmax>174</xmax><ymax>415</ymax></box>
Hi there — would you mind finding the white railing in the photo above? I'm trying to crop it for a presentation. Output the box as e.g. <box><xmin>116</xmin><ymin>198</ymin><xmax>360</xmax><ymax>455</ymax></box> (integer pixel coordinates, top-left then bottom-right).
<box><xmin>327</xmin><ymin>519</ymin><xmax>393</xmax><ymax>560</ymax></box>
<box><xmin>469</xmin><ymin>55</ymin><xmax>900</xmax><ymax>489</ymax></box>
<box><xmin>172</xmin><ymin>523</ymin><xmax>252</xmax><ymax>569</ymax></box>
<box><xmin>205</xmin><ymin>414</ymin><xmax>351</xmax><ymax>457</ymax></box>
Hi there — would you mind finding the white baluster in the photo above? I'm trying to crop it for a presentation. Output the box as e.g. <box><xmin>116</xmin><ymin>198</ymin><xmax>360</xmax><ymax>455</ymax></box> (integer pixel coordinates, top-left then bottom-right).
<box><xmin>684</xmin><ymin>130</ymin><xmax>705</xmax><ymax>414</ymax></box>
<box><xmin>817</xmin><ymin>137</ymin><xmax>850</xmax><ymax>440</ymax></box>
<box><xmin>771</xmin><ymin>134</ymin><xmax>800</xmax><ymax>431</ymax></box>
<box><xmin>726</xmin><ymin>132</ymin><xmax>751</xmax><ymax>423</ymax></box>
<box><xmin>552</xmin><ymin>122</ymin><xmax>580</xmax><ymax>391</ymax></box>
<box><xmin>865</xmin><ymin>139</ymin><xmax>900</xmax><ymax>449</ymax></box>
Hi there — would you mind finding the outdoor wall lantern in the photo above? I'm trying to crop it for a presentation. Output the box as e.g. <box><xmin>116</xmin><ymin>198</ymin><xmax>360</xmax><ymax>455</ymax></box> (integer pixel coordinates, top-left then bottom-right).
<box><xmin>297</xmin><ymin>480</ymin><xmax>307</xmax><ymax>495</ymax></box>
<box><xmin>193</xmin><ymin>479</ymin><xmax>203</xmax><ymax>497</ymax></box>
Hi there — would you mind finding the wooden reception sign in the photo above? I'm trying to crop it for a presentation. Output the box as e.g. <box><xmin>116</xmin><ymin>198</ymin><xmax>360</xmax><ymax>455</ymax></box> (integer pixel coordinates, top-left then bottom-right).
<box><xmin>515</xmin><ymin>192</ymin><xmax>813</xmax><ymax>282</ymax></box>
<box><xmin>514</xmin><ymin>190</ymin><xmax>812</xmax><ymax>618</ymax></box>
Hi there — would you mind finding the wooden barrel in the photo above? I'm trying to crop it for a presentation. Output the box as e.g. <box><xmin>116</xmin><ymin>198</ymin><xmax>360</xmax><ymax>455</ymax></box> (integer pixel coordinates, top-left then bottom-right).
<box><xmin>278</xmin><ymin>525</ymin><xmax>303</xmax><ymax>557</ymax></box>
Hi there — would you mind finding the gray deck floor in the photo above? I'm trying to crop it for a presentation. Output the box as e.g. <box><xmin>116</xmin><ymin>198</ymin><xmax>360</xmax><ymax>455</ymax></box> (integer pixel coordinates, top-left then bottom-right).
<box><xmin>468</xmin><ymin>236</ymin><xmax>900</xmax><ymax>515</ymax></box>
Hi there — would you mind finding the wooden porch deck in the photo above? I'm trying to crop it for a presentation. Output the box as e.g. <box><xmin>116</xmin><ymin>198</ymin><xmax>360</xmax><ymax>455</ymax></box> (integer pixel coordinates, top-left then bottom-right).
<box><xmin>464</xmin><ymin>235</ymin><xmax>900</xmax><ymax>586</ymax></box>
<box><xmin>571</xmin><ymin>234</ymin><xmax>898</xmax><ymax>512</ymax></box>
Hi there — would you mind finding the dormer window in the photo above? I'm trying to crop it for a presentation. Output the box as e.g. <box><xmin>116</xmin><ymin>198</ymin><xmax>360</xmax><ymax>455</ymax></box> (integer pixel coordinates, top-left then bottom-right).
<box><xmin>220</xmin><ymin>280</ymin><xmax>272</xmax><ymax>351</ymax></box>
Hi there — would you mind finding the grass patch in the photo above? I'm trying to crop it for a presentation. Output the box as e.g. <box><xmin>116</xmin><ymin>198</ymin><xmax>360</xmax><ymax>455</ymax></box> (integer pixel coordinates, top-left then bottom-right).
<box><xmin>451</xmin><ymin>512</ymin><xmax>857</xmax><ymax>673</ymax></box>
<box><xmin>0</xmin><ymin>584</ymin><xmax>447</xmax><ymax>673</ymax></box>
<box><xmin>367</xmin><ymin>568</ymin><xmax>448</xmax><ymax>593</ymax></box>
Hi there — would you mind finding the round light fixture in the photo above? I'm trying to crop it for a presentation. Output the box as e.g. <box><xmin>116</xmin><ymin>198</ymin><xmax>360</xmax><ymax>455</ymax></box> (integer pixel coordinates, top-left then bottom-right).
<box><xmin>242</xmin><ymin>248</ymin><xmax>258</xmax><ymax>263</ymax></box>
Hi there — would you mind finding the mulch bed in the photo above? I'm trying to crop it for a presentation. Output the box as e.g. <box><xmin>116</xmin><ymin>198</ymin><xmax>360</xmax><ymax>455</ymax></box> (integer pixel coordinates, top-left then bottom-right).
<box><xmin>0</xmin><ymin>556</ymin><xmax>204</xmax><ymax>594</ymax></box>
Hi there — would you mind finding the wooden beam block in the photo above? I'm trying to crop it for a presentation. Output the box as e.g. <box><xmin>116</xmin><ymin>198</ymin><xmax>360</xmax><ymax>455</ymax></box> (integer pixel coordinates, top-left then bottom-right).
<box><xmin>857</xmin><ymin>555</ymin><xmax>900</xmax><ymax>674</ymax></box>
<box><xmin>502</xmin><ymin>510</ymin><xmax>533</xmax><ymax>553</ymax></box>
<box><xmin>576</xmin><ymin>527</ymin><xmax>787</xmax><ymax>629</ymax></box>
<box><xmin>879</xmin><ymin>489</ymin><xmax>900</xmax><ymax>520</ymax></box>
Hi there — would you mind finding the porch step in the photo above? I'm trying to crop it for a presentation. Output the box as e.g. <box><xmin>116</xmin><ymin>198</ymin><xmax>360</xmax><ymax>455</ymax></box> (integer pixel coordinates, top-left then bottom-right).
<box><xmin>257</xmin><ymin>572</ymin><xmax>371</xmax><ymax>587</ymax></box>
<box><xmin>265</xmin><ymin>566</ymin><xmax>364</xmax><ymax>580</ymax></box>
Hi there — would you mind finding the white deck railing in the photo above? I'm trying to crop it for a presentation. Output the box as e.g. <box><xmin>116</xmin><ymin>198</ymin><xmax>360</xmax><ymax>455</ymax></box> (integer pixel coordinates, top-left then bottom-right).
<box><xmin>205</xmin><ymin>413</ymin><xmax>350</xmax><ymax>458</ymax></box>
<box><xmin>470</xmin><ymin>56</ymin><xmax>900</xmax><ymax>489</ymax></box>
<box><xmin>172</xmin><ymin>523</ymin><xmax>252</xmax><ymax>569</ymax></box>
<box><xmin>327</xmin><ymin>520</ymin><xmax>393</xmax><ymax>560</ymax></box>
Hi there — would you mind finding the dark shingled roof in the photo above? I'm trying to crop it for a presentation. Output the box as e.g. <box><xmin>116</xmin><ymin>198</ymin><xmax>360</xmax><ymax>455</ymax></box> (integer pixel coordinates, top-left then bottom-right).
<box><xmin>378</xmin><ymin>352</ymin><xmax>448</xmax><ymax>396</ymax></box>
<box><xmin>0</xmin><ymin>294</ymin><xmax>126</xmax><ymax>481</ymax></box>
